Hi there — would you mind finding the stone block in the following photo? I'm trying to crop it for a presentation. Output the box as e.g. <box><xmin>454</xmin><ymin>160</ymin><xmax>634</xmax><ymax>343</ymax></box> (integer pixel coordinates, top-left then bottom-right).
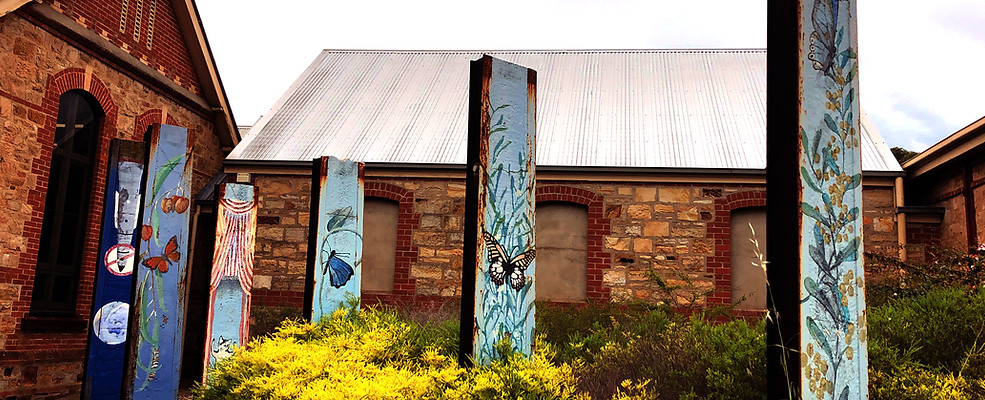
<box><xmin>258</xmin><ymin>226</ymin><xmax>284</xmax><ymax>241</ymax></box>
<box><xmin>627</xmin><ymin>204</ymin><xmax>651</xmax><ymax>219</ymax></box>
<box><xmin>644</xmin><ymin>221</ymin><xmax>669</xmax><ymax>236</ymax></box>
<box><xmin>652</xmin><ymin>204</ymin><xmax>675</xmax><ymax>213</ymax></box>
<box><xmin>635</xmin><ymin>187</ymin><xmax>656</xmax><ymax>202</ymax></box>
<box><xmin>634</xmin><ymin>238</ymin><xmax>652</xmax><ymax>252</ymax></box>
<box><xmin>873</xmin><ymin>217</ymin><xmax>895</xmax><ymax>232</ymax></box>
<box><xmin>411</xmin><ymin>265</ymin><xmax>443</xmax><ymax>280</ymax></box>
<box><xmin>618</xmin><ymin>187</ymin><xmax>633</xmax><ymax>195</ymax></box>
<box><xmin>671</xmin><ymin>224</ymin><xmax>704</xmax><ymax>238</ymax></box>
<box><xmin>659</xmin><ymin>188</ymin><xmax>690</xmax><ymax>203</ymax></box>
<box><xmin>677</xmin><ymin>206</ymin><xmax>700</xmax><ymax>221</ymax></box>
<box><xmin>447</xmin><ymin>183</ymin><xmax>466</xmax><ymax>197</ymax></box>
<box><xmin>605</xmin><ymin>236</ymin><xmax>630</xmax><ymax>251</ymax></box>
<box><xmin>420</xmin><ymin>214</ymin><xmax>442</xmax><ymax>229</ymax></box>
<box><xmin>605</xmin><ymin>205</ymin><xmax>623</xmax><ymax>218</ymax></box>
<box><xmin>603</xmin><ymin>270</ymin><xmax>626</xmax><ymax>285</ymax></box>
<box><xmin>413</xmin><ymin>232</ymin><xmax>446</xmax><ymax>246</ymax></box>
<box><xmin>691</xmin><ymin>239</ymin><xmax>713</xmax><ymax>254</ymax></box>
<box><xmin>254</xmin><ymin>275</ymin><xmax>272</xmax><ymax>289</ymax></box>
<box><xmin>624</xmin><ymin>225</ymin><xmax>641</xmax><ymax>236</ymax></box>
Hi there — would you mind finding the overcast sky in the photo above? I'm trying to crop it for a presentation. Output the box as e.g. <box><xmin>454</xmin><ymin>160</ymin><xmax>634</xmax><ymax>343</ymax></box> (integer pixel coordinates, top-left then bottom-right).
<box><xmin>196</xmin><ymin>0</ymin><xmax>985</xmax><ymax>153</ymax></box>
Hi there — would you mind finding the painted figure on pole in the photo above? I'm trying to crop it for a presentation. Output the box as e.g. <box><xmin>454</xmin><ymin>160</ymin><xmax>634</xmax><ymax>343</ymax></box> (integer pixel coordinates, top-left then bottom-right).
<box><xmin>83</xmin><ymin>139</ymin><xmax>144</xmax><ymax>400</ymax></box>
<box><xmin>799</xmin><ymin>0</ymin><xmax>868</xmax><ymax>398</ymax></box>
<box><xmin>461</xmin><ymin>56</ymin><xmax>537</xmax><ymax>366</ymax></box>
<box><xmin>203</xmin><ymin>183</ymin><xmax>258</xmax><ymax>379</ymax></box>
<box><xmin>125</xmin><ymin>124</ymin><xmax>193</xmax><ymax>400</ymax></box>
<box><xmin>305</xmin><ymin>156</ymin><xmax>364</xmax><ymax>323</ymax></box>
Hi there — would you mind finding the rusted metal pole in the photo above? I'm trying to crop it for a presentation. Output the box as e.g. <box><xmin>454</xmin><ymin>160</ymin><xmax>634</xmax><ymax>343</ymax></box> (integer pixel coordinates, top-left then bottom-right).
<box><xmin>304</xmin><ymin>156</ymin><xmax>365</xmax><ymax>323</ymax></box>
<box><xmin>460</xmin><ymin>55</ymin><xmax>537</xmax><ymax>367</ymax></box>
<box><xmin>770</xmin><ymin>1</ymin><xmax>870</xmax><ymax>398</ymax></box>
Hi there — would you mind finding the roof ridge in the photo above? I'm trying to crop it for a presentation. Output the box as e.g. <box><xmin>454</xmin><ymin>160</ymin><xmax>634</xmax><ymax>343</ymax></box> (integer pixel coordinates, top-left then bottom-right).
<box><xmin>319</xmin><ymin>48</ymin><xmax>768</xmax><ymax>54</ymax></box>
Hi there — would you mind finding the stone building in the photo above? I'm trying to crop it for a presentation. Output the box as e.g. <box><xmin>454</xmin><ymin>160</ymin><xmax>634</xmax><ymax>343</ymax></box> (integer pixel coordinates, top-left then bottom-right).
<box><xmin>223</xmin><ymin>50</ymin><xmax>906</xmax><ymax>326</ymax></box>
<box><xmin>0</xmin><ymin>0</ymin><xmax>236</xmax><ymax>397</ymax></box>
<box><xmin>901</xmin><ymin>115</ymin><xmax>985</xmax><ymax>259</ymax></box>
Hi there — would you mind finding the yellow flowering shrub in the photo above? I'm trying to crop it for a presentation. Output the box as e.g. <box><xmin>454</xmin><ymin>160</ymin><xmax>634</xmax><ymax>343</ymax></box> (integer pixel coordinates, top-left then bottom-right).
<box><xmin>196</xmin><ymin>306</ymin><xmax>587</xmax><ymax>400</ymax></box>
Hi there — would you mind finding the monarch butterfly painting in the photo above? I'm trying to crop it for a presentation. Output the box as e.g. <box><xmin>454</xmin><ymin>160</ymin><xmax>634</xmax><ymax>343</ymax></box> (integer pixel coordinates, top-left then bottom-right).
<box><xmin>142</xmin><ymin>235</ymin><xmax>180</xmax><ymax>273</ymax></box>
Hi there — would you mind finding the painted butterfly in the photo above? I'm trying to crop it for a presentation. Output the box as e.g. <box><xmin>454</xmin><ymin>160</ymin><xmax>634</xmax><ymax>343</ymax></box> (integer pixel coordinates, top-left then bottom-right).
<box><xmin>323</xmin><ymin>249</ymin><xmax>354</xmax><ymax>288</ymax></box>
<box><xmin>142</xmin><ymin>235</ymin><xmax>180</xmax><ymax>273</ymax></box>
<box><xmin>483</xmin><ymin>231</ymin><xmax>535</xmax><ymax>291</ymax></box>
<box><xmin>808</xmin><ymin>0</ymin><xmax>841</xmax><ymax>78</ymax></box>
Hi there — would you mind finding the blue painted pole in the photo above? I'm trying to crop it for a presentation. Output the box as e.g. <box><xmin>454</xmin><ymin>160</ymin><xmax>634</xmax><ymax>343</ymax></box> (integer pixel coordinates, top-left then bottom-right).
<box><xmin>460</xmin><ymin>55</ymin><xmax>537</xmax><ymax>367</ymax></box>
<box><xmin>82</xmin><ymin>139</ymin><xmax>145</xmax><ymax>400</ymax></box>
<box><xmin>304</xmin><ymin>156</ymin><xmax>364</xmax><ymax>323</ymax></box>
<box><xmin>124</xmin><ymin>124</ymin><xmax>193</xmax><ymax>400</ymax></box>
<box><xmin>203</xmin><ymin>183</ymin><xmax>258</xmax><ymax>381</ymax></box>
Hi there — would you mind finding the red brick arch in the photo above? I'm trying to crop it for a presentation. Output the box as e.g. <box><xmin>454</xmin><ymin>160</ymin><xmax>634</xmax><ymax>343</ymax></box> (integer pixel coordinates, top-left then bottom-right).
<box><xmin>19</xmin><ymin>68</ymin><xmax>119</xmax><ymax>326</ymax></box>
<box><xmin>536</xmin><ymin>185</ymin><xmax>611</xmax><ymax>302</ymax></box>
<box><xmin>706</xmin><ymin>190</ymin><xmax>768</xmax><ymax>306</ymax></box>
<box><xmin>134</xmin><ymin>109</ymin><xmax>180</xmax><ymax>138</ymax></box>
<box><xmin>363</xmin><ymin>181</ymin><xmax>419</xmax><ymax>304</ymax></box>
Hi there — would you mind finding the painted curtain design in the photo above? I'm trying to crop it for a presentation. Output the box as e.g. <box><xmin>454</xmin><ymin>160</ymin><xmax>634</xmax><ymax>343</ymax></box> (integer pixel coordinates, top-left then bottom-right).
<box><xmin>306</xmin><ymin>156</ymin><xmax>364</xmax><ymax>323</ymax></box>
<box><xmin>469</xmin><ymin>56</ymin><xmax>537</xmax><ymax>365</ymax></box>
<box><xmin>126</xmin><ymin>124</ymin><xmax>192</xmax><ymax>400</ymax></box>
<box><xmin>83</xmin><ymin>139</ymin><xmax>144</xmax><ymax>400</ymax></box>
<box><xmin>204</xmin><ymin>183</ymin><xmax>257</xmax><ymax>379</ymax></box>
<box><xmin>799</xmin><ymin>0</ymin><xmax>868</xmax><ymax>399</ymax></box>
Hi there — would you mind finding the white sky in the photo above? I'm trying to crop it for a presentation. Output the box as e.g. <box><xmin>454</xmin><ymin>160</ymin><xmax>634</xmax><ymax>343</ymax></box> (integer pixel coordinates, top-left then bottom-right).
<box><xmin>197</xmin><ymin>0</ymin><xmax>985</xmax><ymax>153</ymax></box>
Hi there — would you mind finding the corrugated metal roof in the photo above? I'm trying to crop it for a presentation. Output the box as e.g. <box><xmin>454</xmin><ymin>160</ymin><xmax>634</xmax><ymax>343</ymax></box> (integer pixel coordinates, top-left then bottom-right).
<box><xmin>228</xmin><ymin>49</ymin><xmax>902</xmax><ymax>172</ymax></box>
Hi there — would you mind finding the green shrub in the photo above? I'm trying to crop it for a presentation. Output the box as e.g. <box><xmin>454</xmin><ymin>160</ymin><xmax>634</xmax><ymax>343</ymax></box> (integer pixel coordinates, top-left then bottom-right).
<box><xmin>573</xmin><ymin>317</ymin><xmax>765</xmax><ymax>400</ymax></box>
<box><xmin>870</xmin><ymin>365</ymin><xmax>973</xmax><ymax>400</ymax></box>
<box><xmin>536</xmin><ymin>302</ymin><xmax>671</xmax><ymax>364</ymax></box>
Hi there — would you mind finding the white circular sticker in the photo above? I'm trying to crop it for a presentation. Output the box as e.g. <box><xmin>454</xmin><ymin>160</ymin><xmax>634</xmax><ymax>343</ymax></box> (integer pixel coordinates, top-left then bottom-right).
<box><xmin>93</xmin><ymin>301</ymin><xmax>129</xmax><ymax>345</ymax></box>
<box><xmin>104</xmin><ymin>244</ymin><xmax>135</xmax><ymax>276</ymax></box>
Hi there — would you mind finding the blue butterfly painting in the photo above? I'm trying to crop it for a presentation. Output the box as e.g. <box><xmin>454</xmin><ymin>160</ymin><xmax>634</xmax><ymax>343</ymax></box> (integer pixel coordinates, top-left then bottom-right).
<box><xmin>808</xmin><ymin>0</ymin><xmax>843</xmax><ymax>78</ymax></box>
<box><xmin>323</xmin><ymin>249</ymin><xmax>354</xmax><ymax>288</ymax></box>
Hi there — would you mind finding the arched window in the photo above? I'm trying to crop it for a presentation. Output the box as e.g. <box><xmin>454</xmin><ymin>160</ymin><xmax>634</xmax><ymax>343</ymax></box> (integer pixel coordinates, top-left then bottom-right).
<box><xmin>31</xmin><ymin>90</ymin><xmax>102</xmax><ymax>314</ymax></box>
<box><xmin>535</xmin><ymin>202</ymin><xmax>588</xmax><ymax>301</ymax></box>
<box><xmin>730</xmin><ymin>207</ymin><xmax>767</xmax><ymax>310</ymax></box>
<box><xmin>362</xmin><ymin>197</ymin><xmax>398</xmax><ymax>293</ymax></box>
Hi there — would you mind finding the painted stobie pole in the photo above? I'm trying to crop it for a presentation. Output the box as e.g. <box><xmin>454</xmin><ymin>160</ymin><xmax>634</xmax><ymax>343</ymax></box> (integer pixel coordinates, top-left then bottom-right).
<box><xmin>124</xmin><ymin>124</ymin><xmax>193</xmax><ymax>400</ymax></box>
<box><xmin>203</xmin><ymin>183</ymin><xmax>258</xmax><ymax>381</ymax></box>
<box><xmin>768</xmin><ymin>1</ymin><xmax>868</xmax><ymax>399</ymax></box>
<box><xmin>82</xmin><ymin>139</ymin><xmax>145</xmax><ymax>400</ymax></box>
<box><xmin>304</xmin><ymin>156</ymin><xmax>364</xmax><ymax>323</ymax></box>
<box><xmin>460</xmin><ymin>55</ymin><xmax>537</xmax><ymax>367</ymax></box>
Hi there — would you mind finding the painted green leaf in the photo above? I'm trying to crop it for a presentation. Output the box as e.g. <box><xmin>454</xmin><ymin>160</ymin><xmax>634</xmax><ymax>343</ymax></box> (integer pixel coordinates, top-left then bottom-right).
<box><xmin>490</xmin><ymin>126</ymin><xmax>507</xmax><ymax>134</ymax></box>
<box><xmin>801</xmin><ymin>128</ymin><xmax>812</xmax><ymax>159</ymax></box>
<box><xmin>840</xmin><ymin>49</ymin><xmax>857</xmax><ymax>59</ymax></box>
<box><xmin>806</xmin><ymin>316</ymin><xmax>833</xmax><ymax>358</ymax></box>
<box><xmin>802</xmin><ymin>202</ymin><xmax>826</xmax><ymax>222</ymax></box>
<box><xmin>846</xmin><ymin>88</ymin><xmax>855</xmax><ymax>108</ymax></box>
<box><xmin>155</xmin><ymin>270</ymin><xmax>168</xmax><ymax>313</ymax></box>
<box><xmin>812</xmin><ymin>129</ymin><xmax>823</xmax><ymax>157</ymax></box>
<box><xmin>824</xmin><ymin>114</ymin><xmax>839</xmax><ymax>133</ymax></box>
<box><xmin>847</xmin><ymin>207</ymin><xmax>859</xmax><ymax>221</ymax></box>
<box><xmin>839</xmin><ymin>386</ymin><xmax>850</xmax><ymax>400</ymax></box>
<box><xmin>836</xmin><ymin>27</ymin><xmax>844</xmax><ymax>47</ymax></box>
<box><xmin>809</xmin><ymin>245</ymin><xmax>826</xmax><ymax>268</ymax></box>
<box><xmin>846</xmin><ymin>67</ymin><xmax>856</xmax><ymax>84</ymax></box>
<box><xmin>152</xmin><ymin>154</ymin><xmax>183</xmax><ymax>198</ymax></box>
<box><xmin>804</xmin><ymin>277</ymin><xmax>821</xmax><ymax>297</ymax></box>
<box><xmin>825</xmin><ymin>151</ymin><xmax>841</xmax><ymax>175</ymax></box>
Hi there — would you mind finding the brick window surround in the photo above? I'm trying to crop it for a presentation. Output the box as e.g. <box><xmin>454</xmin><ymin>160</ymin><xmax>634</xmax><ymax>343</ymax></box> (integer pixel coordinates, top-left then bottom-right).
<box><xmin>363</xmin><ymin>181</ymin><xmax>419</xmax><ymax>305</ymax></box>
<box><xmin>707</xmin><ymin>190</ymin><xmax>767</xmax><ymax>307</ymax></box>
<box><xmin>18</xmin><ymin>68</ymin><xmax>121</xmax><ymax>333</ymax></box>
<box><xmin>536</xmin><ymin>185</ymin><xmax>611</xmax><ymax>302</ymax></box>
<box><xmin>134</xmin><ymin>109</ymin><xmax>179</xmax><ymax>137</ymax></box>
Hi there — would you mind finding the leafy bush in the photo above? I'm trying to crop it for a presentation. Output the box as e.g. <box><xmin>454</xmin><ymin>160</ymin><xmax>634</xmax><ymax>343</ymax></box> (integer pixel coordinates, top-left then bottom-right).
<box><xmin>536</xmin><ymin>302</ymin><xmax>671</xmax><ymax>364</ymax></box>
<box><xmin>574</xmin><ymin>317</ymin><xmax>765</xmax><ymax>400</ymax></box>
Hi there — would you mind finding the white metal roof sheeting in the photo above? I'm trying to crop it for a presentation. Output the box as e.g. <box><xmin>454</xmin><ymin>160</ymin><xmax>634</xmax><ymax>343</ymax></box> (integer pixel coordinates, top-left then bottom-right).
<box><xmin>228</xmin><ymin>49</ymin><xmax>902</xmax><ymax>172</ymax></box>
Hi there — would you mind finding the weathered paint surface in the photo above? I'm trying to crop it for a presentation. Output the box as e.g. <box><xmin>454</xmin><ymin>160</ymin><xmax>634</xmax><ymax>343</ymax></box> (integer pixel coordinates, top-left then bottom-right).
<box><xmin>306</xmin><ymin>156</ymin><xmax>364</xmax><ymax>323</ymax></box>
<box><xmin>203</xmin><ymin>183</ymin><xmax>258</xmax><ymax>380</ymax></box>
<box><xmin>463</xmin><ymin>56</ymin><xmax>537</xmax><ymax>366</ymax></box>
<box><xmin>798</xmin><ymin>1</ymin><xmax>868</xmax><ymax>398</ymax></box>
<box><xmin>83</xmin><ymin>139</ymin><xmax>145</xmax><ymax>400</ymax></box>
<box><xmin>125</xmin><ymin>124</ymin><xmax>193</xmax><ymax>400</ymax></box>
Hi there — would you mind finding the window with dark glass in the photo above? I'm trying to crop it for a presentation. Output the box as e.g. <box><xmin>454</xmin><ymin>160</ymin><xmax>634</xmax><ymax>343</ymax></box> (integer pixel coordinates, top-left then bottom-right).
<box><xmin>31</xmin><ymin>90</ymin><xmax>101</xmax><ymax>315</ymax></box>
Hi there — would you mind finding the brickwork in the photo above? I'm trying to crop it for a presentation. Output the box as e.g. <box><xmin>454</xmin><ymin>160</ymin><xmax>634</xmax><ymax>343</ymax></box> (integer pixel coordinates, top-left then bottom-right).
<box><xmin>248</xmin><ymin>174</ymin><xmax>900</xmax><ymax>314</ymax></box>
<box><xmin>0</xmin><ymin>12</ymin><xmax>223</xmax><ymax>398</ymax></box>
<box><xmin>862</xmin><ymin>186</ymin><xmax>900</xmax><ymax>257</ymax></box>
<box><xmin>905</xmin><ymin>223</ymin><xmax>942</xmax><ymax>264</ymax></box>
<box><xmin>42</xmin><ymin>0</ymin><xmax>203</xmax><ymax>95</ymax></box>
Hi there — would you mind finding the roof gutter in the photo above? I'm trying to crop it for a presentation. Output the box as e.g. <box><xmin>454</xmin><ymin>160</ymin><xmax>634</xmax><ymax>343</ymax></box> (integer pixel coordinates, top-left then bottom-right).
<box><xmin>903</xmin><ymin>115</ymin><xmax>985</xmax><ymax>179</ymax></box>
<box><xmin>224</xmin><ymin>159</ymin><xmax>903</xmax><ymax>181</ymax></box>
